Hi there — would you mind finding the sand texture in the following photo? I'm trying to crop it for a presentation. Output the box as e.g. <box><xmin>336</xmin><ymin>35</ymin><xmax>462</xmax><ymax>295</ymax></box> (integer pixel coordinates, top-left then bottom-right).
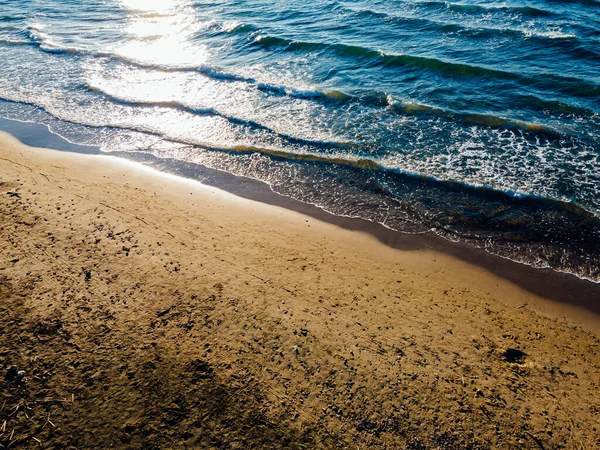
<box><xmin>1</xmin><ymin>132</ymin><xmax>599</xmax><ymax>449</ymax></box>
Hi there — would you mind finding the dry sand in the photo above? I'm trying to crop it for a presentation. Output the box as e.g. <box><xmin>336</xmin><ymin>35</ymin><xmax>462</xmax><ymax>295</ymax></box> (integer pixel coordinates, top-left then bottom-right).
<box><xmin>1</xmin><ymin>131</ymin><xmax>599</xmax><ymax>449</ymax></box>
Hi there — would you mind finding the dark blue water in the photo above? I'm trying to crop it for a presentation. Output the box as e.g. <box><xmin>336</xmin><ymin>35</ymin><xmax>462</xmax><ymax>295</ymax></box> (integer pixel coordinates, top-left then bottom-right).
<box><xmin>1</xmin><ymin>0</ymin><xmax>599</xmax><ymax>280</ymax></box>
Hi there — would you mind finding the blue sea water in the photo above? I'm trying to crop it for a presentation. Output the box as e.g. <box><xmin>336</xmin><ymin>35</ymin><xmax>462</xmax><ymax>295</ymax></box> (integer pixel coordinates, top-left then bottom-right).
<box><xmin>0</xmin><ymin>0</ymin><xmax>599</xmax><ymax>280</ymax></box>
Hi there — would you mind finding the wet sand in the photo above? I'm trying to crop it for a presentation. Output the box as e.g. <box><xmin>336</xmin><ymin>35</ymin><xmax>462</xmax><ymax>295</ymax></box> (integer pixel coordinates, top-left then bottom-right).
<box><xmin>1</xmin><ymin>131</ymin><xmax>599</xmax><ymax>449</ymax></box>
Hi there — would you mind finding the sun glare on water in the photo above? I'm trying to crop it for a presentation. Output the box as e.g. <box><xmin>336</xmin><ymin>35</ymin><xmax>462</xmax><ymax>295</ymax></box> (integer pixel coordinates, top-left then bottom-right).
<box><xmin>83</xmin><ymin>0</ymin><xmax>232</xmax><ymax>150</ymax></box>
<box><xmin>113</xmin><ymin>0</ymin><xmax>209</xmax><ymax>67</ymax></box>
<box><xmin>119</xmin><ymin>0</ymin><xmax>183</xmax><ymax>14</ymax></box>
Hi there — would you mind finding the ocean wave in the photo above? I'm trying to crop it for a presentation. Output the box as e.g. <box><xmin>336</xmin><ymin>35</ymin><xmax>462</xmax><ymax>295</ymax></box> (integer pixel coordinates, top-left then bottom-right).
<box><xmin>16</xmin><ymin>33</ymin><xmax>353</xmax><ymax>104</ymax></box>
<box><xmin>1</xmin><ymin>93</ymin><xmax>589</xmax><ymax>213</ymax></box>
<box><xmin>521</xmin><ymin>29</ymin><xmax>577</xmax><ymax>40</ymax></box>
<box><xmin>2</xmin><ymin>32</ymin><xmax>591</xmax><ymax>140</ymax></box>
<box><xmin>0</xmin><ymin>92</ymin><xmax>375</xmax><ymax>169</ymax></box>
<box><xmin>3</xmin><ymin>32</ymin><xmax>585</xmax><ymax>140</ymax></box>
<box><xmin>0</xmin><ymin>15</ymin><xmax>27</xmax><ymax>23</ymax></box>
<box><xmin>100</xmin><ymin>58</ymin><xmax>350</xmax><ymax>104</ymax></box>
<box><xmin>24</xmin><ymin>22</ymin><xmax>98</xmax><ymax>55</ymax></box>
<box><xmin>220</xmin><ymin>22</ymin><xmax>258</xmax><ymax>34</ymax></box>
<box><xmin>7</xmin><ymin>30</ymin><xmax>355</xmax><ymax>106</ymax></box>
<box><xmin>255</xmin><ymin>82</ymin><xmax>350</xmax><ymax>101</ymax></box>
<box><xmin>440</xmin><ymin>2</ymin><xmax>553</xmax><ymax>17</ymax></box>
<box><xmin>413</xmin><ymin>0</ymin><xmax>598</xmax><ymax>16</ymax></box>
<box><xmin>12</xmin><ymin>30</ymin><xmax>207</xmax><ymax>71</ymax></box>
<box><xmin>25</xmin><ymin>22</ymin><xmax>51</xmax><ymax>44</ymax></box>
<box><xmin>251</xmin><ymin>34</ymin><xmax>600</xmax><ymax>98</ymax></box>
<box><xmin>339</xmin><ymin>5</ymin><xmax>572</xmax><ymax>41</ymax></box>
<box><xmin>86</xmin><ymin>64</ymin><xmax>596</xmax><ymax>141</ymax></box>
<box><xmin>0</xmin><ymin>38</ymin><xmax>31</xmax><ymax>46</ymax></box>
<box><xmin>13</xmin><ymin>20</ymin><xmax>600</xmax><ymax>103</ymax></box>
<box><xmin>385</xmin><ymin>97</ymin><xmax>564</xmax><ymax>138</ymax></box>
<box><xmin>85</xmin><ymin>56</ymin><xmax>577</xmax><ymax>140</ymax></box>
<box><xmin>6</xmin><ymin>21</ymin><xmax>598</xmax><ymax>142</ymax></box>
<box><xmin>252</xmin><ymin>34</ymin><xmax>521</xmax><ymax>79</ymax></box>
<box><xmin>543</xmin><ymin>0</ymin><xmax>600</xmax><ymax>6</ymax></box>
<box><xmin>197</xmin><ymin>65</ymin><xmax>253</xmax><ymax>82</ymax></box>
<box><xmin>84</xmin><ymin>85</ymin><xmax>352</xmax><ymax>150</ymax></box>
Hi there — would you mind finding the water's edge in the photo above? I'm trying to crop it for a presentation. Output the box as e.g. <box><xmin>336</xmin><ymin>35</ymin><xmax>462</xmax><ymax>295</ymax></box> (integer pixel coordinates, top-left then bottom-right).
<box><xmin>1</xmin><ymin>116</ymin><xmax>599</xmax><ymax>319</ymax></box>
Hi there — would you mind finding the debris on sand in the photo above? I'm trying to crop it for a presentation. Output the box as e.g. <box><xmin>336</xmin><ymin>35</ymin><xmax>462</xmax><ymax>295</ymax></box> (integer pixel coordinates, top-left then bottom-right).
<box><xmin>5</xmin><ymin>365</ymin><xmax>17</xmax><ymax>381</ymax></box>
<box><xmin>4</xmin><ymin>366</ymin><xmax>25</xmax><ymax>386</ymax></box>
<box><xmin>502</xmin><ymin>348</ymin><xmax>527</xmax><ymax>364</ymax></box>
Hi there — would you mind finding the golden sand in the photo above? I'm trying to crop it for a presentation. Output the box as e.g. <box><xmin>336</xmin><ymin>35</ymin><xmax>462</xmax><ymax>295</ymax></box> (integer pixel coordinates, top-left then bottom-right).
<box><xmin>1</xmin><ymin>132</ymin><xmax>599</xmax><ymax>448</ymax></box>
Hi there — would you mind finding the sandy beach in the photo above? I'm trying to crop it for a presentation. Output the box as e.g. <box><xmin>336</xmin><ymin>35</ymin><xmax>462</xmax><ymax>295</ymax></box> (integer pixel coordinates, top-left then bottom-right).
<box><xmin>1</xmin><ymin>131</ymin><xmax>599</xmax><ymax>449</ymax></box>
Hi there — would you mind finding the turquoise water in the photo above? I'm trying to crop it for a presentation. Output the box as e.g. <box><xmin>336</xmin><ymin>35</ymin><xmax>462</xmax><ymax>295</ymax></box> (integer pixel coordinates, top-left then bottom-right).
<box><xmin>1</xmin><ymin>0</ymin><xmax>599</xmax><ymax>280</ymax></box>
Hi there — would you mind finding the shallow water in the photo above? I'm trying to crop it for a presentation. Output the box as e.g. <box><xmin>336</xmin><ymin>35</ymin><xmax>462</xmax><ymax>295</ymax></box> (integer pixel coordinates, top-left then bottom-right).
<box><xmin>1</xmin><ymin>0</ymin><xmax>599</xmax><ymax>280</ymax></box>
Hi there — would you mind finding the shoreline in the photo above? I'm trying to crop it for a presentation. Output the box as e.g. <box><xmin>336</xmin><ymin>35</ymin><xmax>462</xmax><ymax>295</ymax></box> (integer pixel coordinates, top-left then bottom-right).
<box><xmin>127</xmin><ymin>151</ymin><xmax>600</xmax><ymax>324</ymax></box>
<box><xmin>1</xmin><ymin>130</ymin><xmax>600</xmax><ymax>448</ymax></box>
<box><xmin>2</xmin><ymin>116</ymin><xmax>599</xmax><ymax>330</ymax></box>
